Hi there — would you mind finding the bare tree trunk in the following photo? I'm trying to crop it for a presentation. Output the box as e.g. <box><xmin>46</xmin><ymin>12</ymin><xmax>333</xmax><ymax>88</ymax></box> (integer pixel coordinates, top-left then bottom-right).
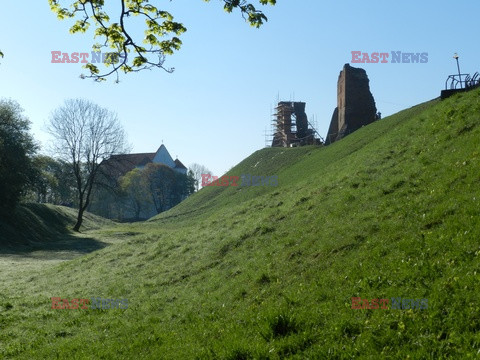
<box><xmin>73</xmin><ymin>207</ymin><xmax>85</xmax><ymax>232</ymax></box>
<box><xmin>135</xmin><ymin>199</ymin><xmax>141</xmax><ymax>221</ymax></box>
<box><xmin>73</xmin><ymin>191</ymin><xmax>85</xmax><ymax>232</ymax></box>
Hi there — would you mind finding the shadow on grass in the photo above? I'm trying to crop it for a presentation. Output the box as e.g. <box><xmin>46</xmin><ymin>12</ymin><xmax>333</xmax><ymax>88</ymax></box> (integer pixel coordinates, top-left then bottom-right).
<box><xmin>0</xmin><ymin>233</ymin><xmax>108</xmax><ymax>259</ymax></box>
<box><xmin>0</xmin><ymin>203</ymin><xmax>111</xmax><ymax>259</ymax></box>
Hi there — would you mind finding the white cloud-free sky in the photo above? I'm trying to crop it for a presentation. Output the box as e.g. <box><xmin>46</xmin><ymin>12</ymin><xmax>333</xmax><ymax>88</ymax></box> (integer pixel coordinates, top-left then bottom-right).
<box><xmin>1</xmin><ymin>0</ymin><xmax>479</xmax><ymax>176</ymax></box>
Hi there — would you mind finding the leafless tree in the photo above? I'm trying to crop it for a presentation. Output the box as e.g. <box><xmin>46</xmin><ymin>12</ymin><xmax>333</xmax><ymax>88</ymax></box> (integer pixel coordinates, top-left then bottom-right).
<box><xmin>47</xmin><ymin>99</ymin><xmax>129</xmax><ymax>231</ymax></box>
<box><xmin>188</xmin><ymin>163</ymin><xmax>212</xmax><ymax>191</ymax></box>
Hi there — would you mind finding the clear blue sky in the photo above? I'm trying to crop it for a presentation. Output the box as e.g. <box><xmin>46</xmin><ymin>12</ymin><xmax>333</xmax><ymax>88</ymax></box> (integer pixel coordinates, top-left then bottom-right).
<box><xmin>1</xmin><ymin>0</ymin><xmax>479</xmax><ymax>177</ymax></box>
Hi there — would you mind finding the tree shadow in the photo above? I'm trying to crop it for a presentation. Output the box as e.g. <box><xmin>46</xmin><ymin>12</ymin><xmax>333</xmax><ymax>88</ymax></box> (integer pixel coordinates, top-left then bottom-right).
<box><xmin>0</xmin><ymin>233</ymin><xmax>108</xmax><ymax>260</ymax></box>
<box><xmin>0</xmin><ymin>203</ymin><xmax>112</xmax><ymax>260</ymax></box>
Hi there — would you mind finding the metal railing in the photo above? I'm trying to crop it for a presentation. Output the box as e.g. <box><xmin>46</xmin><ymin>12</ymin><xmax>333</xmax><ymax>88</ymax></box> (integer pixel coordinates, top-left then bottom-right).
<box><xmin>445</xmin><ymin>72</ymin><xmax>480</xmax><ymax>90</ymax></box>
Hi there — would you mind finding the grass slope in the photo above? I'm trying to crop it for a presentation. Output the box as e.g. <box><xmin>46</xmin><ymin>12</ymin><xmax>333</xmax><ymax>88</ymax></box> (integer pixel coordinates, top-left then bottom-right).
<box><xmin>0</xmin><ymin>203</ymin><xmax>112</xmax><ymax>248</ymax></box>
<box><xmin>1</xmin><ymin>89</ymin><xmax>480</xmax><ymax>359</ymax></box>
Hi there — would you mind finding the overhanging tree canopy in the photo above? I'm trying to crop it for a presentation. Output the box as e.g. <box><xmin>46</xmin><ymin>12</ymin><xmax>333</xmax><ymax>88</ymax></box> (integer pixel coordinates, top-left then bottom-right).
<box><xmin>47</xmin><ymin>0</ymin><xmax>276</xmax><ymax>81</ymax></box>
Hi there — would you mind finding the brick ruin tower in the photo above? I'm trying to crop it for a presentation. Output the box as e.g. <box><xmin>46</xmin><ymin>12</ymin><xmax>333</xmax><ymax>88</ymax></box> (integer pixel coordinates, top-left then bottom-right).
<box><xmin>271</xmin><ymin>101</ymin><xmax>321</xmax><ymax>147</ymax></box>
<box><xmin>325</xmin><ymin>64</ymin><xmax>377</xmax><ymax>145</ymax></box>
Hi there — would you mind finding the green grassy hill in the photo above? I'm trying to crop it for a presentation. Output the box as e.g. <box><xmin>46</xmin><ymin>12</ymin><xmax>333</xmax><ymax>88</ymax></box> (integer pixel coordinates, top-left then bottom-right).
<box><xmin>0</xmin><ymin>203</ymin><xmax>112</xmax><ymax>248</ymax></box>
<box><xmin>1</xmin><ymin>89</ymin><xmax>479</xmax><ymax>359</ymax></box>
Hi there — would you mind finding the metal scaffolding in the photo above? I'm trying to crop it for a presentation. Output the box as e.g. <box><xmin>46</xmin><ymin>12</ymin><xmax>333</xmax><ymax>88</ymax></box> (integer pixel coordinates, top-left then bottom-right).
<box><xmin>270</xmin><ymin>101</ymin><xmax>323</xmax><ymax>147</ymax></box>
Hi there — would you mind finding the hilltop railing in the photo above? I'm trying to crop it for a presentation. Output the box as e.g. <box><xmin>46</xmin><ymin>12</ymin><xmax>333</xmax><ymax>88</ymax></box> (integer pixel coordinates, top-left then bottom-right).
<box><xmin>445</xmin><ymin>73</ymin><xmax>469</xmax><ymax>89</ymax></box>
<box><xmin>445</xmin><ymin>72</ymin><xmax>480</xmax><ymax>90</ymax></box>
<box><xmin>466</xmin><ymin>72</ymin><xmax>480</xmax><ymax>88</ymax></box>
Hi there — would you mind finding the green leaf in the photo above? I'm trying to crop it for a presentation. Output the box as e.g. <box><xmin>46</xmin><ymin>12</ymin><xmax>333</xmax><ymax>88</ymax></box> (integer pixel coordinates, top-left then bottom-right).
<box><xmin>48</xmin><ymin>0</ymin><xmax>276</xmax><ymax>81</ymax></box>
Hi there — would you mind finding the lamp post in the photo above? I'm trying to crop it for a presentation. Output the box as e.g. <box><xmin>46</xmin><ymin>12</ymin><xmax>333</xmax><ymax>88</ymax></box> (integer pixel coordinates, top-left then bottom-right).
<box><xmin>453</xmin><ymin>53</ymin><xmax>462</xmax><ymax>88</ymax></box>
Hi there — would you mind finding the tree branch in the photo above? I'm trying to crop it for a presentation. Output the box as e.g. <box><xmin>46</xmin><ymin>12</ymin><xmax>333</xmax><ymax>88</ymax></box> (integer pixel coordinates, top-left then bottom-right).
<box><xmin>48</xmin><ymin>0</ymin><xmax>275</xmax><ymax>81</ymax></box>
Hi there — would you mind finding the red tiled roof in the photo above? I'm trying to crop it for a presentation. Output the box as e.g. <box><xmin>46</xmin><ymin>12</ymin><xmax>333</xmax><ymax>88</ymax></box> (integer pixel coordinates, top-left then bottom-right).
<box><xmin>99</xmin><ymin>153</ymin><xmax>154</xmax><ymax>180</ymax></box>
<box><xmin>99</xmin><ymin>149</ymin><xmax>187</xmax><ymax>182</ymax></box>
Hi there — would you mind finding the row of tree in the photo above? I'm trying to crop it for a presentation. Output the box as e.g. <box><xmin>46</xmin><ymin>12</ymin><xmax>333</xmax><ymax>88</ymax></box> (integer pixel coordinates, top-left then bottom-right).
<box><xmin>90</xmin><ymin>163</ymin><xmax>195</xmax><ymax>222</ymax></box>
<box><xmin>25</xmin><ymin>156</ymin><xmax>77</xmax><ymax>206</ymax></box>
<box><xmin>120</xmin><ymin>163</ymin><xmax>194</xmax><ymax>218</ymax></box>
<box><xmin>0</xmin><ymin>99</ymin><xmax>38</xmax><ymax>217</ymax></box>
<box><xmin>1</xmin><ymin>97</ymin><xmax>210</xmax><ymax>230</ymax></box>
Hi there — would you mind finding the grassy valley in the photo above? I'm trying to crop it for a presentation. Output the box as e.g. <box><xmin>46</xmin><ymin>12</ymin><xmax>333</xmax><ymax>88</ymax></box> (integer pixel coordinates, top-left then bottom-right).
<box><xmin>1</xmin><ymin>89</ymin><xmax>479</xmax><ymax>358</ymax></box>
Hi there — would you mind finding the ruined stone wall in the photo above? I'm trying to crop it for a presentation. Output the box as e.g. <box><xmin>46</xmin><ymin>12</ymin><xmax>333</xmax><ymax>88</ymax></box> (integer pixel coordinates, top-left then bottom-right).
<box><xmin>272</xmin><ymin>101</ymin><xmax>313</xmax><ymax>147</ymax></box>
<box><xmin>326</xmin><ymin>64</ymin><xmax>377</xmax><ymax>144</ymax></box>
<box><xmin>293</xmin><ymin>102</ymin><xmax>309</xmax><ymax>140</ymax></box>
<box><xmin>271</xmin><ymin>102</ymin><xmax>294</xmax><ymax>147</ymax></box>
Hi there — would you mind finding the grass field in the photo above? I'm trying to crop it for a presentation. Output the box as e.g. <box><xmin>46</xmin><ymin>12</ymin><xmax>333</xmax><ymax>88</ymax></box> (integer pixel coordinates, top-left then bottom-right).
<box><xmin>1</xmin><ymin>88</ymin><xmax>479</xmax><ymax>358</ymax></box>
